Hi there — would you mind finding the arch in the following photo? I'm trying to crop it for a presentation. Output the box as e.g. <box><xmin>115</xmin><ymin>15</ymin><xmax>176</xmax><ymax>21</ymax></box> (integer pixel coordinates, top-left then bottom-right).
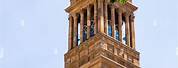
<box><xmin>122</xmin><ymin>14</ymin><xmax>126</xmax><ymax>45</ymax></box>
<box><xmin>90</xmin><ymin>5</ymin><xmax>95</xmax><ymax>37</ymax></box>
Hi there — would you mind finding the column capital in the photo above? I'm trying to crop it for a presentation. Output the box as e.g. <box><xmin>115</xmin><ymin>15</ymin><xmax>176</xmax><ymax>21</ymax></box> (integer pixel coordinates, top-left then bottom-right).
<box><xmin>130</xmin><ymin>14</ymin><xmax>135</xmax><ymax>22</ymax></box>
<box><xmin>124</xmin><ymin>12</ymin><xmax>132</xmax><ymax>18</ymax></box>
<box><xmin>72</xmin><ymin>13</ymin><xmax>77</xmax><ymax>18</ymax></box>
<box><xmin>69</xmin><ymin>14</ymin><xmax>72</xmax><ymax>17</ymax></box>
<box><xmin>79</xmin><ymin>9</ymin><xmax>85</xmax><ymax>14</ymax></box>
<box><xmin>80</xmin><ymin>11</ymin><xmax>84</xmax><ymax>16</ymax></box>
<box><xmin>118</xmin><ymin>10</ymin><xmax>123</xmax><ymax>15</ymax></box>
<box><xmin>111</xmin><ymin>3</ymin><xmax>115</xmax><ymax>8</ymax></box>
<box><xmin>68</xmin><ymin>14</ymin><xmax>73</xmax><ymax>20</ymax></box>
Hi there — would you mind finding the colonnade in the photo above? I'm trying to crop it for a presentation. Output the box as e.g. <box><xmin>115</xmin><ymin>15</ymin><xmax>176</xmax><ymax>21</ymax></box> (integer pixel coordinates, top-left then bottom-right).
<box><xmin>68</xmin><ymin>0</ymin><xmax>136</xmax><ymax>50</ymax></box>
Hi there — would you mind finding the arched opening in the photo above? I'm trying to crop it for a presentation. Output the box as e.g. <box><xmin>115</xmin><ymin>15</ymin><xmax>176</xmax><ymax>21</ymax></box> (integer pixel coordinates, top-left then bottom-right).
<box><xmin>107</xmin><ymin>5</ymin><xmax>112</xmax><ymax>36</ymax></box>
<box><xmin>77</xmin><ymin>13</ymin><xmax>81</xmax><ymax>46</ymax></box>
<box><xmin>90</xmin><ymin>5</ymin><xmax>95</xmax><ymax>37</ymax></box>
<box><xmin>115</xmin><ymin>9</ymin><xmax>119</xmax><ymax>40</ymax></box>
<box><xmin>83</xmin><ymin>9</ymin><xmax>87</xmax><ymax>42</ymax></box>
<box><xmin>122</xmin><ymin>15</ymin><xmax>126</xmax><ymax>45</ymax></box>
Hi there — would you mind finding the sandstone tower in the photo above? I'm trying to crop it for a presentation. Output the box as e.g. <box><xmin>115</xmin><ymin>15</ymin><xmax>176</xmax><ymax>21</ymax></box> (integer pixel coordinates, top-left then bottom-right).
<box><xmin>64</xmin><ymin>0</ymin><xmax>140</xmax><ymax>68</ymax></box>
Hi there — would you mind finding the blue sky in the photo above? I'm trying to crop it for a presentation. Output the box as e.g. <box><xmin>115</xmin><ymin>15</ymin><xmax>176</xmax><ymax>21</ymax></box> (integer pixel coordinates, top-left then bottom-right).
<box><xmin>0</xmin><ymin>0</ymin><xmax>178</xmax><ymax>68</ymax></box>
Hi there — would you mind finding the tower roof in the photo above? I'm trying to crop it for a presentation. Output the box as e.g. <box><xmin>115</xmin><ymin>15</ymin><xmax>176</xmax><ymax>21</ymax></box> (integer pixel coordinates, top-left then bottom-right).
<box><xmin>65</xmin><ymin>0</ymin><xmax>138</xmax><ymax>14</ymax></box>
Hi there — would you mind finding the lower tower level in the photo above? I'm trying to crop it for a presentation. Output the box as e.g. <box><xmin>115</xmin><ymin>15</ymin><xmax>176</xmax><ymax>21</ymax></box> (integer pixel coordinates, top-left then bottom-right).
<box><xmin>65</xmin><ymin>33</ymin><xmax>139</xmax><ymax>68</ymax></box>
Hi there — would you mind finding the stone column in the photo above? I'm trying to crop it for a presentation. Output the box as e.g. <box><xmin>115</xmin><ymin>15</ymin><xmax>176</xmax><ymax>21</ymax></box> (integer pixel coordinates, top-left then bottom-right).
<box><xmin>111</xmin><ymin>6</ymin><xmax>115</xmax><ymax>38</ymax></box>
<box><xmin>104</xmin><ymin>0</ymin><xmax>108</xmax><ymax>34</ymax></box>
<box><xmin>130</xmin><ymin>14</ymin><xmax>136</xmax><ymax>49</ymax></box>
<box><xmin>118</xmin><ymin>11</ymin><xmax>122</xmax><ymax>42</ymax></box>
<box><xmin>80</xmin><ymin>11</ymin><xmax>84</xmax><ymax>43</ymax></box>
<box><xmin>68</xmin><ymin>15</ymin><xmax>73</xmax><ymax>50</ymax></box>
<box><xmin>73</xmin><ymin>14</ymin><xmax>78</xmax><ymax>47</ymax></box>
<box><xmin>87</xmin><ymin>6</ymin><xmax>91</xmax><ymax>39</ymax></box>
<box><xmin>125</xmin><ymin>14</ymin><xmax>130</xmax><ymax>47</ymax></box>
<box><xmin>94</xmin><ymin>1</ymin><xmax>98</xmax><ymax>34</ymax></box>
<box><xmin>98</xmin><ymin>0</ymin><xmax>104</xmax><ymax>33</ymax></box>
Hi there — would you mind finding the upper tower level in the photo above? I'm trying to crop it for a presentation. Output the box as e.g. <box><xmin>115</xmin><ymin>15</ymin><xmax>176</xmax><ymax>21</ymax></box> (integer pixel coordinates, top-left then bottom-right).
<box><xmin>65</xmin><ymin>0</ymin><xmax>138</xmax><ymax>50</ymax></box>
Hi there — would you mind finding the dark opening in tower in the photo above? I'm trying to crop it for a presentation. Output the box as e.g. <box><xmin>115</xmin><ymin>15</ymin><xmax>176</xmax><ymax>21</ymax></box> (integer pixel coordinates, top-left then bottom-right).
<box><xmin>83</xmin><ymin>9</ymin><xmax>87</xmax><ymax>42</ymax></box>
<box><xmin>77</xmin><ymin>13</ymin><xmax>81</xmax><ymax>45</ymax></box>
<box><xmin>107</xmin><ymin>5</ymin><xmax>112</xmax><ymax>37</ymax></box>
<box><xmin>115</xmin><ymin>9</ymin><xmax>119</xmax><ymax>41</ymax></box>
<box><xmin>90</xmin><ymin>5</ymin><xmax>95</xmax><ymax>37</ymax></box>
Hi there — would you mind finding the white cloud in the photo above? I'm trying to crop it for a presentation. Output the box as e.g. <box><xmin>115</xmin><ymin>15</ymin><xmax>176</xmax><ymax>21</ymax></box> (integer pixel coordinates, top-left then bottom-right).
<box><xmin>20</xmin><ymin>20</ymin><xmax>25</xmax><ymax>27</ymax></box>
<box><xmin>53</xmin><ymin>48</ymin><xmax>58</xmax><ymax>55</ymax></box>
<box><xmin>0</xmin><ymin>48</ymin><xmax>4</xmax><ymax>59</ymax></box>
<box><xmin>153</xmin><ymin>20</ymin><xmax>158</xmax><ymax>27</ymax></box>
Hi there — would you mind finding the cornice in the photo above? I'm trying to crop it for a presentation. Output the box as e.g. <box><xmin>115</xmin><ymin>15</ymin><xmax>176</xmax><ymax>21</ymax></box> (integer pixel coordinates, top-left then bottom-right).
<box><xmin>113</xmin><ymin>1</ymin><xmax>138</xmax><ymax>13</ymax></box>
<box><xmin>65</xmin><ymin>0</ymin><xmax>95</xmax><ymax>14</ymax></box>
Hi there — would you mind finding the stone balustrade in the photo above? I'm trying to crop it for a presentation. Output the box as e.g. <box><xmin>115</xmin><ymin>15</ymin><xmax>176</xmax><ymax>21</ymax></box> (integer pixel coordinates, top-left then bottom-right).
<box><xmin>65</xmin><ymin>33</ymin><xmax>139</xmax><ymax>68</ymax></box>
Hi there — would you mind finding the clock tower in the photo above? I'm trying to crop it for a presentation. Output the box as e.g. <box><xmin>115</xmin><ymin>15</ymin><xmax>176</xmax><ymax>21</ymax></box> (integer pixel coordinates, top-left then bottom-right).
<box><xmin>64</xmin><ymin>0</ymin><xmax>140</xmax><ymax>68</ymax></box>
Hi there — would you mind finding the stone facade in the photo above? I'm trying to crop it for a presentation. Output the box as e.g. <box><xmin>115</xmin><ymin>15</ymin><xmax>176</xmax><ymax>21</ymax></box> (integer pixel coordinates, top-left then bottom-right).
<box><xmin>65</xmin><ymin>0</ymin><xmax>140</xmax><ymax>68</ymax></box>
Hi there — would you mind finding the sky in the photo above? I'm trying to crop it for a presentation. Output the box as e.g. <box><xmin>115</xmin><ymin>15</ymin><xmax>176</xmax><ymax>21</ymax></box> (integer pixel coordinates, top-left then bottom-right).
<box><xmin>0</xmin><ymin>0</ymin><xmax>178</xmax><ymax>68</ymax></box>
